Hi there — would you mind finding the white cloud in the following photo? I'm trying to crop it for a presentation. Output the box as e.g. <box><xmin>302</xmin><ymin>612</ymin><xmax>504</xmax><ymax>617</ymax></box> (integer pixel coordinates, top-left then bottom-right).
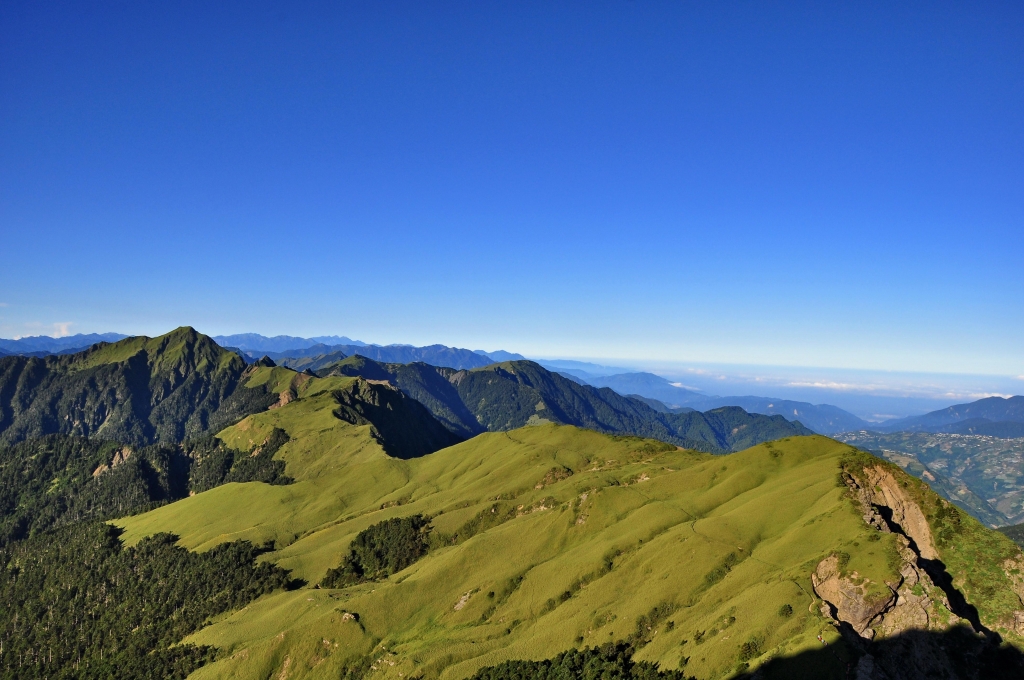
<box><xmin>52</xmin><ymin>322</ymin><xmax>73</xmax><ymax>338</ymax></box>
<box><xmin>785</xmin><ymin>380</ymin><xmax>889</xmax><ymax>392</ymax></box>
<box><xmin>669</xmin><ymin>382</ymin><xmax>703</xmax><ymax>391</ymax></box>
<box><xmin>0</xmin><ymin>302</ymin><xmax>8</xmax><ymax>307</ymax></box>
<box><xmin>948</xmin><ymin>392</ymin><xmax>1013</xmax><ymax>400</ymax></box>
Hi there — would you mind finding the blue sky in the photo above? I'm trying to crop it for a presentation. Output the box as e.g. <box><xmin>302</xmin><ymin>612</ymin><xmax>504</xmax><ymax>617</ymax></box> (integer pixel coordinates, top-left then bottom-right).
<box><xmin>2</xmin><ymin>2</ymin><xmax>1022</xmax><ymax>382</ymax></box>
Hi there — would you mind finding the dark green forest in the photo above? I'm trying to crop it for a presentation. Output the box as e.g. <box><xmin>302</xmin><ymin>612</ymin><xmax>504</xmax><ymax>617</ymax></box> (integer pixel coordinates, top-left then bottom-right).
<box><xmin>320</xmin><ymin>514</ymin><xmax>432</xmax><ymax>587</ymax></box>
<box><xmin>0</xmin><ymin>523</ymin><xmax>294</xmax><ymax>679</ymax></box>
<box><xmin>0</xmin><ymin>430</ymin><xmax>291</xmax><ymax>547</ymax></box>
<box><xmin>469</xmin><ymin>643</ymin><xmax>694</xmax><ymax>680</ymax></box>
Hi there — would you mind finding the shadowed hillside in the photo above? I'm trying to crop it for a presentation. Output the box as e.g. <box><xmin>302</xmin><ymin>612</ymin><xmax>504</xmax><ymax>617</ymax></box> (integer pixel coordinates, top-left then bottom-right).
<box><xmin>332</xmin><ymin>378</ymin><xmax>464</xmax><ymax>458</ymax></box>
<box><xmin>320</xmin><ymin>356</ymin><xmax>811</xmax><ymax>452</ymax></box>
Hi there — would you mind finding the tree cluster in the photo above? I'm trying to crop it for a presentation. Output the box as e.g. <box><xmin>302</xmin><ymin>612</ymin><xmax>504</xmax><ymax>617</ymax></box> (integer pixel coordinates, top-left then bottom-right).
<box><xmin>470</xmin><ymin>643</ymin><xmax>694</xmax><ymax>680</ymax></box>
<box><xmin>320</xmin><ymin>514</ymin><xmax>432</xmax><ymax>587</ymax></box>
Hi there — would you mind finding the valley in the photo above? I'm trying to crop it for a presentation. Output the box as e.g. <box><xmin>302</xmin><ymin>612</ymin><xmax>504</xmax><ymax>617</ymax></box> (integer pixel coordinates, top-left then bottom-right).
<box><xmin>836</xmin><ymin>431</ymin><xmax>1024</xmax><ymax>529</ymax></box>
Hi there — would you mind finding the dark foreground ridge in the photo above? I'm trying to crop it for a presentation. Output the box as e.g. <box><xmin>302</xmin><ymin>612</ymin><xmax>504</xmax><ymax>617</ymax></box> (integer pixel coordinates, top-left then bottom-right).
<box><xmin>730</xmin><ymin>626</ymin><xmax>1024</xmax><ymax>680</ymax></box>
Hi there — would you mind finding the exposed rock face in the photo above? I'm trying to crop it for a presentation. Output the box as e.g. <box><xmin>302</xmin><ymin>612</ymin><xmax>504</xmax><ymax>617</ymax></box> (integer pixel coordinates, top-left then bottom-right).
<box><xmin>814</xmin><ymin>465</ymin><xmax>962</xmax><ymax>642</ymax></box>
<box><xmin>91</xmin><ymin>446</ymin><xmax>134</xmax><ymax>477</ymax></box>
<box><xmin>861</xmin><ymin>465</ymin><xmax>938</xmax><ymax>560</ymax></box>
<box><xmin>812</xmin><ymin>554</ymin><xmax>896</xmax><ymax>637</ymax></box>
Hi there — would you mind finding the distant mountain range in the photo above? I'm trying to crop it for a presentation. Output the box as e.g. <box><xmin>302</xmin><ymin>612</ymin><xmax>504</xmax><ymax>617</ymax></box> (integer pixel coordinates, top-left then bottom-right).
<box><xmin>552</xmin><ymin>368</ymin><xmax>872</xmax><ymax>434</ymax></box>
<box><xmin>215</xmin><ymin>333</ymin><xmax>522</xmax><ymax>370</ymax></box>
<box><xmin>0</xmin><ymin>328</ymin><xmax>809</xmax><ymax>456</ymax></box>
<box><xmin>258</xmin><ymin>343</ymin><xmax>498</xmax><ymax>371</ymax></box>
<box><xmin>0</xmin><ymin>332</ymin><xmax>128</xmax><ymax>354</ymax></box>
<box><xmin>212</xmin><ymin>333</ymin><xmax>367</xmax><ymax>352</ymax></box>
<box><xmin>875</xmin><ymin>396</ymin><xmax>1024</xmax><ymax>435</ymax></box>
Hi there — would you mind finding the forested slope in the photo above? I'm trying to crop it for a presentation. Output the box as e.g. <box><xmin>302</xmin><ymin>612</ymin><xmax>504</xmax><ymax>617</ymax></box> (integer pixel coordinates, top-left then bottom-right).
<box><xmin>0</xmin><ymin>327</ymin><xmax>278</xmax><ymax>446</ymax></box>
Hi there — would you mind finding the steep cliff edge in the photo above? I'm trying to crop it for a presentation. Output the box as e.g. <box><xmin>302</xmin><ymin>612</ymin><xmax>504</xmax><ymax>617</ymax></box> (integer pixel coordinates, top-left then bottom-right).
<box><xmin>802</xmin><ymin>449</ymin><xmax>1024</xmax><ymax>678</ymax></box>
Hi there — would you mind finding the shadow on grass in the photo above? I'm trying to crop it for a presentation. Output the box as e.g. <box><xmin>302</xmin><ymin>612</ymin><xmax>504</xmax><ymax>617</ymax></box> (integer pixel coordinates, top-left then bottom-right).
<box><xmin>730</xmin><ymin>625</ymin><xmax>1024</xmax><ymax>680</ymax></box>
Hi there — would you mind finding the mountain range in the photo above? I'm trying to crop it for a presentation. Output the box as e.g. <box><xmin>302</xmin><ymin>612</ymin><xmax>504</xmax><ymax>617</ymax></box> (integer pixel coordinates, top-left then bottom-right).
<box><xmin>259</xmin><ymin>343</ymin><xmax>498</xmax><ymax>370</ymax></box>
<box><xmin>0</xmin><ymin>332</ymin><xmax>128</xmax><ymax>354</ymax></box>
<box><xmin>6</xmin><ymin>331</ymin><xmax>1024</xmax><ymax>440</ymax></box>
<box><xmin>215</xmin><ymin>333</ymin><xmax>523</xmax><ymax>368</ymax></box>
<box><xmin>213</xmin><ymin>333</ymin><xmax>368</xmax><ymax>352</ymax></box>
<box><xmin>875</xmin><ymin>396</ymin><xmax>1024</xmax><ymax>435</ymax></box>
<box><xmin>2</xmin><ymin>327</ymin><xmax>1024</xmax><ymax>679</ymax></box>
<box><xmin>0</xmin><ymin>328</ymin><xmax>278</xmax><ymax>446</ymax></box>
<box><xmin>556</xmin><ymin>369</ymin><xmax>872</xmax><ymax>435</ymax></box>
<box><xmin>315</xmin><ymin>355</ymin><xmax>811</xmax><ymax>452</ymax></box>
<box><xmin>0</xmin><ymin>329</ymin><xmax>808</xmax><ymax>455</ymax></box>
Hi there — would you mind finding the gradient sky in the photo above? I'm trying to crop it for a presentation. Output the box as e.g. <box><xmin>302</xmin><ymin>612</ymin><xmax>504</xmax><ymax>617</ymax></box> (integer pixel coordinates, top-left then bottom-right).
<box><xmin>2</xmin><ymin>1</ymin><xmax>1022</xmax><ymax>378</ymax></box>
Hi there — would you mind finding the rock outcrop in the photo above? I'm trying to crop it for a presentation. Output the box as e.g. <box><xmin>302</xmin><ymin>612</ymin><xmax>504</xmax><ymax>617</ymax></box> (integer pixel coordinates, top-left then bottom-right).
<box><xmin>814</xmin><ymin>464</ymin><xmax>962</xmax><ymax>642</ymax></box>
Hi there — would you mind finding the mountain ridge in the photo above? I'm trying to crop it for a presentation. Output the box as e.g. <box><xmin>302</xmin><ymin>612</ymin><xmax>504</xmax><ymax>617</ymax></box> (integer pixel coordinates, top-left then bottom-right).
<box><xmin>0</xmin><ymin>332</ymin><xmax>128</xmax><ymax>354</ymax></box>
<box><xmin>319</xmin><ymin>355</ymin><xmax>812</xmax><ymax>453</ymax></box>
<box><xmin>0</xmin><ymin>327</ymin><xmax>276</xmax><ymax>446</ymax></box>
<box><xmin>565</xmin><ymin>369</ymin><xmax>871</xmax><ymax>434</ymax></box>
<box><xmin>878</xmin><ymin>396</ymin><xmax>1024</xmax><ymax>433</ymax></box>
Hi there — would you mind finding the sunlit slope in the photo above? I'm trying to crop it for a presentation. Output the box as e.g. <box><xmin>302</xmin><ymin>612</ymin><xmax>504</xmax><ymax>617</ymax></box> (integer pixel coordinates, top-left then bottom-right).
<box><xmin>118</xmin><ymin>408</ymin><xmax>902</xmax><ymax>679</ymax></box>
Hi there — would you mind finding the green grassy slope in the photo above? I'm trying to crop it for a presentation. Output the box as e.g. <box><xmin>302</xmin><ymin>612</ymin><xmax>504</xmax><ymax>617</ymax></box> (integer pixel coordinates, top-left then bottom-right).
<box><xmin>0</xmin><ymin>327</ymin><xmax>279</xmax><ymax>446</ymax></box>
<box><xmin>114</xmin><ymin>383</ymin><xmax>1024</xmax><ymax>680</ymax></box>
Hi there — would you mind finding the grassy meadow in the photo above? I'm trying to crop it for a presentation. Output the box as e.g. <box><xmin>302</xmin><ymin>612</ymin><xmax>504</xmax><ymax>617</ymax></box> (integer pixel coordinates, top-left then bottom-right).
<box><xmin>115</xmin><ymin>366</ymin><xmax>913</xmax><ymax>679</ymax></box>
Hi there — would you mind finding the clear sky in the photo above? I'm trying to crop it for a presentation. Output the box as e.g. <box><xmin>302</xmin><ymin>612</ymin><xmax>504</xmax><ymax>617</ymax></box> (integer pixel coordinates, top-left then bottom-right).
<box><xmin>2</xmin><ymin>1</ymin><xmax>1022</xmax><ymax>378</ymax></box>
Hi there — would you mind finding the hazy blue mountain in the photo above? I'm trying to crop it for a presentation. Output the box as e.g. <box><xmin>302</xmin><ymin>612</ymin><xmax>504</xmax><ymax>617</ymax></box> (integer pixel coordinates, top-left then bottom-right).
<box><xmin>267</xmin><ymin>343</ymin><xmax>494</xmax><ymax>370</ymax></box>
<box><xmin>554</xmin><ymin>370</ymin><xmax>591</xmax><ymax>384</ymax></box>
<box><xmin>703</xmin><ymin>396</ymin><xmax>871</xmax><ymax>435</ymax></box>
<box><xmin>628</xmin><ymin>395</ymin><xmax>696</xmax><ymax>414</ymax></box>
<box><xmin>273</xmin><ymin>350</ymin><xmax>349</xmax><ymax>372</ymax></box>
<box><xmin>212</xmin><ymin>333</ymin><xmax>364</xmax><ymax>353</ymax></box>
<box><xmin>474</xmin><ymin>349</ymin><xmax>526</xmax><ymax>362</ymax></box>
<box><xmin>578</xmin><ymin>371</ymin><xmax>869</xmax><ymax>434</ymax></box>
<box><xmin>878</xmin><ymin>396</ymin><xmax>1024</xmax><ymax>434</ymax></box>
<box><xmin>0</xmin><ymin>333</ymin><xmax>128</xmax><ymax>354</ymax></box>
<box><xmin>585</xmin><ymin>372</ymin><xmax>710</xmax><ymax>408</ymax></box>
<box><xmin>535</xmin><ymin>359</ymin><xmax>634</xmax><ymax>377</ymax></box>
<box><xmin>307</xmin><ymin>335</ymin><xmax>366</xmax><ymax>346</ymax></box>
